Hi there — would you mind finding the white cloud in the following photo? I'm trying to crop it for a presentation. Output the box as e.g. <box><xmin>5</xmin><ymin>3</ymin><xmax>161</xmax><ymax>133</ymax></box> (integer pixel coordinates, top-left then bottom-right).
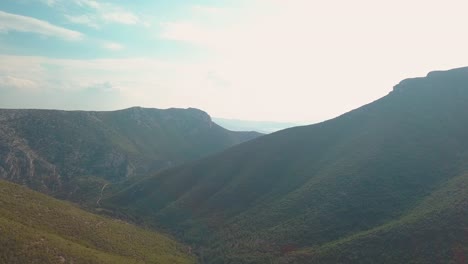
<box><xmin>44</xmin><ymin>0</ymin><xmax>58</xmax><ymax>6</ymax></box>
<box><xmin>160</xmin><ymin>22</ymin><xmax>218</xmax><ymax>47</ymax></box>
<box><xmin>0</xmin><ymin>54</ymin><xmax>276</xmax><ymax>117</ymax></box>
<box><xmin>0</xmin><ymin>11</ymin><xmax>83</xmax><ymax>41</ymax></box>
<box><xmin>0</xmin><ymin>76</ymin><xmax>38</xmax><ymax>91</ymax></box>
<box><xmin>103</xmin><ymin>42</ymin><xmax>124</xmax><ymax>51</ymax></box>
<box><xmin>65</xmin><ymin>14</ymin><xmax>99</xmax><ymax>28</ymax></box>
<box><xmin>102</xmin><ymin>11</ymin><xmax>140</xmax><ymax>25</ymax></box>
<box><xmin>0</xmin><ymin>55</ymin><xmax>207</xmax><ymax>107</ymax></box>
<box><xmin>74</xmin><ymin>0</ymin><xmax>100</xmax><ymax>9</ymax></box>
<box><xmin>191</xmin><ymin>5</ymin><xmax>226</xmax><ymax>15</ymax></box>
<box><xmin>48</xmin><ymin>0</ymin><xmax>143</xmax><ymax>27</ymax></box>
<box><xmin>4</xmin><ymin>1</ymin><xmax>468</xmax><ymax>122</ymax></box>
<box><xmin>155</xmin><ymin>0</ymin><xmax>468</xmax><ymax>122</ymax></box>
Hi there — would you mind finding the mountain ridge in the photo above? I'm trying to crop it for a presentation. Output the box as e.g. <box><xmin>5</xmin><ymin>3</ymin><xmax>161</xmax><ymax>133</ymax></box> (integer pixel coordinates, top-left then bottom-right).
<box><xmin>105</xmin><ymin>67</ymin><xmax>468</xmax><ymax>263</ymax></box>
<box><xmin>0</xmin><ymin>106</ymin><xmax>262</xmax><ymax>204</ymax></box>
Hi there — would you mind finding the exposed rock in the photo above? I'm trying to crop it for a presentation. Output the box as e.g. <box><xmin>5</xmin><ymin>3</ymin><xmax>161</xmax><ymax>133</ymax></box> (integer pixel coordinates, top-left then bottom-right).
<box><xmin>0</xmin><ymin>107</ymin><xmax>262</xmax><ymax>203</ymax></box>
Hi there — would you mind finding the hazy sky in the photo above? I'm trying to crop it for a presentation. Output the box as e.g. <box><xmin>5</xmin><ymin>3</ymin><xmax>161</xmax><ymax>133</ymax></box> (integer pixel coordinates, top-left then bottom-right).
<box><xmin>1</xmin><ymin>0</ymin><xmax>468</xmax><ymax>123</ymax></box>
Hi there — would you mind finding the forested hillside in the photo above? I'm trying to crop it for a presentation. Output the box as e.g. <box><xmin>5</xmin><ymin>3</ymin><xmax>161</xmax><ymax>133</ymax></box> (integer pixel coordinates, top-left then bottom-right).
<box><xmin>106</xmin><ymin>68</ymin><xmax>468</xmax><ymax>263</ymax></box>
<box><xmin>0</xmin><ymin>107</ymin><xmax>260</xmax><ymax>203</ymax></box>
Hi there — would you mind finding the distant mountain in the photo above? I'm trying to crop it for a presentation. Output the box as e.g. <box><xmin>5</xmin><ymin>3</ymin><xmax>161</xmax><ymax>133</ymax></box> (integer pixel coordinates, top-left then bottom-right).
<box><xmin>0</xmin><ymin>179</ymin><xmax>194</xmax><ymax>264</ymax></box>
<box><xmin>106</xmin><ymin>67</ymin><xmax>468</xmax><ymax>263</ymax></box>
<box><xmin>213</xmin><ymin>118</ymin><xmax>298</xmax><ymax>133</ymax></box>
<box><xmin>0</xmin><ymin>107</ymin><xmax>261</xmax><ymax>203</ymax></box>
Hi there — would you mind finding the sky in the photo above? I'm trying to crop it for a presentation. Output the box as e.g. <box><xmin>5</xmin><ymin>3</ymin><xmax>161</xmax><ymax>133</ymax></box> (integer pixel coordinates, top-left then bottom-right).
<box><xmin>1</xmin><ymin>0</ymin><xmax>468</xmax><ymax>123</ymax></box>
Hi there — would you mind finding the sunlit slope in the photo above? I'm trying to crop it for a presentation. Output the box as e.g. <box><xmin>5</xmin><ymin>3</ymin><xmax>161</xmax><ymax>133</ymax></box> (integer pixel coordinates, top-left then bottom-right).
<box><xmin>0</xmin><ymin>179</ymin><xmax>195</xmax><ymax>264</ymax></box>
<box><xmin>106</xmin><ymin>67</ymin><xmax>468</xmax><ymax>263</ymax></box>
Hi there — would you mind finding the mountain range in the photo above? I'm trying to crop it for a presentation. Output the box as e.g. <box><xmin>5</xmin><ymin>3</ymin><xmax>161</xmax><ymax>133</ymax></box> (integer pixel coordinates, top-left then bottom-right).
<box><xmin>0</xmin><ymin>107</ymin><xmax>261</xmax><ymax>204</ymax></box>
<box><xmin>105</xmin><ymin>67</ymin><xmax>468</xmax><ymax>263</ymax></box>
<box><xmin>0</xmin><ymin>67</ymin><xmax>467</xmax><ymax>263</ymax></box>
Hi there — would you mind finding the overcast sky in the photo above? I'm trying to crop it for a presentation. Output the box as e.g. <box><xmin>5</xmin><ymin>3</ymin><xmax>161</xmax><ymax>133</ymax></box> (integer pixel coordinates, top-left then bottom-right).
<box><xmin>1</xmin><ymin>0</ymin><xmax>468</xmax><ymax>123</ymax></box>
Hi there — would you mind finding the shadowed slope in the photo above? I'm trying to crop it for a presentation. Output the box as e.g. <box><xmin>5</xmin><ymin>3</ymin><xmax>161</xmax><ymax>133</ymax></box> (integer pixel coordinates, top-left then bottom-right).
<box><xmin>106</xmin><ymin>67</ymin><xmax>468</xmax><ymax>263</ymax></box>
<box><xmin>285</xmin><ymin>172</ymin><xmax>467</xmax><ymax>263</ymax></box>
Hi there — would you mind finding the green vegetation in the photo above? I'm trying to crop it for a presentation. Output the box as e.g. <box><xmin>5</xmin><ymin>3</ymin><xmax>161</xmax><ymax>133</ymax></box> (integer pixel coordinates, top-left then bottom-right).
<box><xmin>105</xmin><ymin>68</ymin><xmax>468</xmax><ymax>263</ymax></box>
<box><xmin>286</xmin><ymin>172</ymin><xmax>467</xmax><ymax>263</ymax></box>
<box><xmin>0</xmin><ymin>107</ymin><xmax>261</xmax><ymax>203</ymax></box>
<box><xmin>0</xmin><ymin>179</ymin><xmax>195</xmax><ymax>264</ymax></box>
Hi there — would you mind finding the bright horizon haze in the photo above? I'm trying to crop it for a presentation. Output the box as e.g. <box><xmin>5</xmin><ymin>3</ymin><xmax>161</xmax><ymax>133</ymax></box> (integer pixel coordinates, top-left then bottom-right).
<box><xmin>1</xmin><ymin>0</ymin><xmax>468</xmax><ymax>123</ymax></box>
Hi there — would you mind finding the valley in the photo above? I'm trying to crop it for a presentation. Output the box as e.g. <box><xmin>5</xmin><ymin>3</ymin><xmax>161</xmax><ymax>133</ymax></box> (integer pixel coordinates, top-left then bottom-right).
<box><xmin>1</xmin><ymin>1</ymin><xmax>467</xmax><ymax>263</ymax></box>
<box><xmin>0</xmin><ymin>68</ymin><xmax>467</xmax><ymax>263</ymax></box>
<box><xmin>104</xmin><ymin>68</ymin><xmax>468</xmax><ymax>263</ymax></box>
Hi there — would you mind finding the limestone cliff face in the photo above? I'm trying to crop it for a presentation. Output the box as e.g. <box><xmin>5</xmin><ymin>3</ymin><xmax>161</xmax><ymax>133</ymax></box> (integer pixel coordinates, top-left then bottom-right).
<box><xmin>0</xmin><ymin>123</ymin><xmax>61</xmax><ymax>193</ymax></box>
<box><xmin>0</xmin><ymin>107</ymin><xmax>262</xmax><ymax>202</ymax></box>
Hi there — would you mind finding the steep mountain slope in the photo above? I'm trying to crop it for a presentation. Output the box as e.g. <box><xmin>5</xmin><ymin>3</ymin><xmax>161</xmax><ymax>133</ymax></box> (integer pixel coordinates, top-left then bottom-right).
<box><xmin>0</xmin><ymin>179</ymin><xmax>194</xmax><ymax>264</ymax></box>
<box><xmin>106</xmin><ymin>67</ymin><xmax>468</xmax><ymax>263</ymax></box>
<box><xmin>285</xmin><ymin>172</ymin><xmax>467</xmax><ymax>264</ymax></box>
<box><xmin>0</xmin><ymin>107</ymin><xmax>260</xmax><ymax>202</ymax></box>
